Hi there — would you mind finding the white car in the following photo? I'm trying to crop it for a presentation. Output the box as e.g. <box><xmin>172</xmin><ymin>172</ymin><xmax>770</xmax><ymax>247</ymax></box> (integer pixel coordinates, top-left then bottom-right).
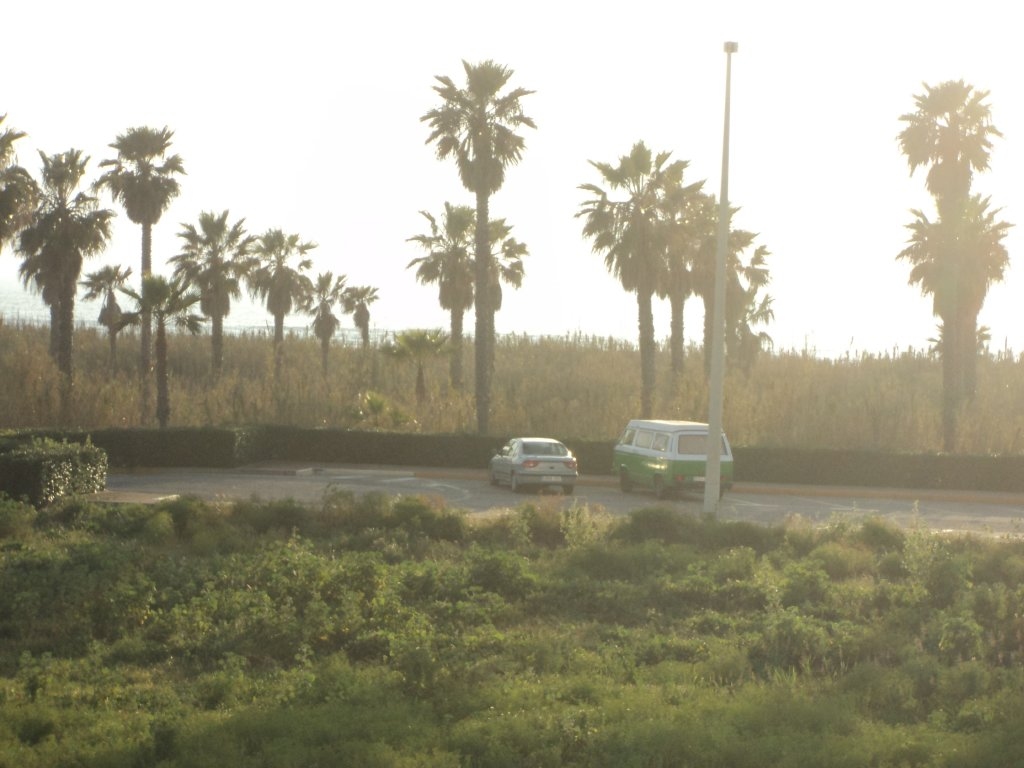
<box><xmin>489</xmin><ymin>437</ymin><xmax>578</xmax><ymax>494</ymax></box>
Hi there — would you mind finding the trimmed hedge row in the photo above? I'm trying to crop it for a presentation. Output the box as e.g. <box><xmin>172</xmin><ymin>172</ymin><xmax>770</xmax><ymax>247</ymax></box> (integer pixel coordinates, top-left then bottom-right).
<box><xmin>0</xmin><ymin>437</ymin><xmax>108</xmax><ymax>507</ymax></box>
<box><xmin>18</xmin><ymin>427</ymin><xmax>1024</xmax><ymax>494</ymax></box>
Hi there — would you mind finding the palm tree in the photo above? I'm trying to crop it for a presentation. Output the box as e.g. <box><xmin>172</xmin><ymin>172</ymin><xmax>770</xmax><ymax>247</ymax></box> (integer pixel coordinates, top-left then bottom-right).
<box><xmin>486</xmin><ymin>217</ymin><xmax>527</xmax><ymax>314</ymax></box>
<box><xmin>658</xmin><ymin>181</ymin><xmax>707</xmax><ymax>375</ymax></box>
<box><xmin>422</xmin><ymin>59</ymin><xmax>536</xmax><ymax>434</ymax></box>
<box><xmin>247</xmin><ymin>229</ymin><xmax>316</xmax><ymax>379</ymax></box>
<box><xmin>170</xmin><ymin>210</ymin><xmax>253</xmax><ymax>377</ymax></box>
<box><xmin>343</xmin><ymin>285</ymin><xmax>379</xmax><ymax>349</ymax></box>
<box><xmin>898</xmin><ymin>195</ymin><xmax>1010</xmax><ymax>448</ymax></box>
<box><xmin>689</xmin><ymin>196</ymin><xmax>772</xmax><ymax>378</ymax></box>
<box><xmin>121</xmin><ymin>275</ymin><xmax>203</xmax><ymax>429</ymax></box>
<box><xmin>96</xmin><ymin>126</ymin><xmax>185</xmax><ymax>376</ymax></box>
<box><xmin>1</xmin><ymin>115</ymin><xmax>38</xmax><ymax>252</ymax></box>
<box><xmin>16</xmin><ymin>149</ymin><xmax>113</xmax><ymax>424</ymax></box>
<box><xmin>303</xmin><ymin>271</ymin><xmax>347</xmax><ymax>376</ymax></box>
<box><xmin>382</xmin><ymin>329</ymin><xmax>449</xmax><ymax>405</ymax></box>
<box><xmin>897</xmin><ymin>80</ymin><xmax>1008</xmax><ymax>450</ymax></box>
<box><xmin>80</xmin><ymin>264</ymin><xmax>136</xmax><ymax>369</ymax></box>
<box><xmin>407</xmin><ymin>203</ymin><xmax>475</xmax><ymax>389</ymax></box>
<box><xmin>577</xmin><ymin>142</ymin><xmax>691</xmax><ymax>418</ymax></box>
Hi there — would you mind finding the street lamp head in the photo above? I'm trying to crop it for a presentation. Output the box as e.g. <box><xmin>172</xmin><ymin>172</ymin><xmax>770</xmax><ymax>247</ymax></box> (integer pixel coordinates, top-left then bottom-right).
<box><xmin>724</xmin><ymin>41</ymin><xmax>738</xmax><ymax>53</ymax></box>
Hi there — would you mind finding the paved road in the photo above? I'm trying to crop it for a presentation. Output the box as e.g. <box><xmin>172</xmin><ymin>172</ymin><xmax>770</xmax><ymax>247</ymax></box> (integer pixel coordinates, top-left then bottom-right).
<box><xmin>97</xmin><ymin>463</ymin><xmax>1024</xmax><ymax>536</ymax></box>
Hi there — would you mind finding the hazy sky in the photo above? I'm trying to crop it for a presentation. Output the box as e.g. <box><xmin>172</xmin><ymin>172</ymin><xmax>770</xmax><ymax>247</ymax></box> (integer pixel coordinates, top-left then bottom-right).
<box><xmin>3</xmin><ymin>0</ymin><xmax>1022</xmax><ymax>357</ymax></box>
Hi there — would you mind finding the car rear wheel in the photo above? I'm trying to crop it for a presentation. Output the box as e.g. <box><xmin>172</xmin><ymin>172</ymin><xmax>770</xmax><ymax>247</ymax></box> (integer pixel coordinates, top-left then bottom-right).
<box><xmin>489</xmin><ymin>470</ymin><xmax>499</xmax><ymax>486</ymax></box>
<box><xmin>562</xmin><ymin>485</ymin><xmax>574</xmax><ymax>495</ymax></box>
<box><xmin>510</xmin><ymin>473</ymin><xmax>522</xmax><ymax>493</ymax></box>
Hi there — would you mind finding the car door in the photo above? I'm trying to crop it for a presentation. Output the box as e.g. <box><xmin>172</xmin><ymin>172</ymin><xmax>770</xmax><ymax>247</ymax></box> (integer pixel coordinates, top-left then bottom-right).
<box><xmin>495</xmin><ymin>440</ymin><xmax>518</xmax><ymax>483</ymax></box>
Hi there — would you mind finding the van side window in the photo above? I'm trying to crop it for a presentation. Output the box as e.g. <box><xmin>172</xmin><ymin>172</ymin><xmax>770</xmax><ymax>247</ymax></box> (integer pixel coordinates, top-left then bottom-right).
<box><xmin>676</xmin><ymin>434</ymin><xmax>706</xmax><ymax>455</ymax></box>
<box><xmin>634</xmin><ymin>430</ymin><xmax>654</xmax><ymax>449</ymax></box>
<box><xmin>619</xmin><ymin>428</ymin><xmax>636</xmax><ymax>446</ymax></box>
<box><xmin>652</xmin><ymin>432</ymin><xmax>670</xmax><ymax>452</ymax></box>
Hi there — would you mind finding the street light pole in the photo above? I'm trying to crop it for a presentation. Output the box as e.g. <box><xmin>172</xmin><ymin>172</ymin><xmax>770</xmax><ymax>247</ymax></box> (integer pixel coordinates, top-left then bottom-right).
<box><xmin>703</xmin><ymin>40</ymin><xmax>738</xmax><ymax>514</ymax></box>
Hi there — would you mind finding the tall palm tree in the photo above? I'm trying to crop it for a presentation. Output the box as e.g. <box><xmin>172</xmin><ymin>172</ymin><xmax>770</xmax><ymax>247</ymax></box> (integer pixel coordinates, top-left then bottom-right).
<box><xmin>1</xmin><ymin>115</ymin><xmax>38</xmax><ymax>252</ymax></box>
<box><xmin>382</xmin><ymin>329</ymin><xmax>449</xmax><ymax>405</ymax></box>
<box><xmin>80</xmin><ymin>264</ymin><xmax>136</xmax><ymax>369</ymax></box>
<box><xmin>96</xmin><ymin>126</ymin><xmax>185</xmax><ymax>376</ymax></box>
<box><xmin>303</xmin><ymin>271</ymin><xmax>347</xmax><ymax>376</ymax></box>
<box><xmin>343</xmin><ymin>285</ymin><xmax>379</xmax><ymax>349</ymax></box>
<box><xmin>16</xmin><ymin>149</ymin><xmax>113</xmax><ymax>424</ymax></box>
<box><xmin>422</xmin><ymin>59</ymin><xmax>535</xmax><ymax>434</ymax></box>
<box><xmin>658</xmin><ymin>180</ymin><xmax>707</xmax><ymax>375</ymax></box>
<box><xmin>407</xmin><ymin>203</ymin><xmax>475</xmax><ymax>389</ymax></box>
<box><xmin>121</xmin><ymin>275</ymin><xmax>203</xmax><ymax>429</ymax></box>
<box><xmin>247</xmin><ymin>229</ymin><xmax>316</xmax><ymax>379</ymax></box>
<box><xmin>577</xmin><ymin>142</ymin><xmax>690</xmax><ymax>418</ymax></box>
<box><xmin>897</xmin><ymin>80</ymin><xmax>1007</xmax><ymax>450</ymax></box>
<box><xmin>170</xmin><ymin>210</ymin><xmax>253</xmax><ymax>377</ymax></box>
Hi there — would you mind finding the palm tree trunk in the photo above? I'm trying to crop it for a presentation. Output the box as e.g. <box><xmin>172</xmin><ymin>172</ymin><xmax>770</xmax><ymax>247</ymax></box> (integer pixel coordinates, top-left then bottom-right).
<box><xmin>57</xmin><ymin>288</ymin><xmax>75</xmax><ymax>426</ymax></box>
<box><xmin>48</xmin><ymin>302</ymin><xmax>60</xmax><ymax>361</ymax></box>
<box><xmin>211</xmin><ymin>314</ymin><xmax>224</xmax><ymax>377</ymax></box>
<box><xmin>474</xmin><ymin>189</ymin><xmax>493</xmax><ymax>434</ymax></box>
<box><xmin>274</xmin><ymin>312</ymin><xmax>285</xmax><ymax>380</ymax></box>
<box><xmin>637</xmin><ymin>289</ymin><xmax>656</xmax><ymax>419</ymax></box>
<box><xmin>140</xmin><ymin>222</ymin><xmax>153</xmax><ymax>375</ymax></box>
<box><xmin>450</xmin><ymin>308</ymin><xmax>464</xmax><ymax>390</ymax></box>
<box><xmin>108</xmin><ymin>330</ymin><xmax>118</xmax><ymax>372</ymax></box>
<box><xmin>320</xmin><ymin>337</ymin><xmax>330</xmax><ymax>377</ymax></box>
<box><xmin>155</xmin><ymin>319</ymin><xmax>170</xmax><ymax>428</ymax></box>
<box><xmin>669</xmin><ymin>294</ymin><xmax>685</xmax><ymax>376</ymax></box>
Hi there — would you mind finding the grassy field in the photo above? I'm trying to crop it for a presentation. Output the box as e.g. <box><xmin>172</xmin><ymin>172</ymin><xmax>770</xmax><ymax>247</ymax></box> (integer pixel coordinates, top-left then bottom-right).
<box><xmin>2</xmin><ymin>319</ymin><xmax>1024</xmax><ymax>454</ymax></box>
<box><xmin>3</xmin><ymin>493</ymin><xmax>1024</xmax><ymax>766</ymax></box>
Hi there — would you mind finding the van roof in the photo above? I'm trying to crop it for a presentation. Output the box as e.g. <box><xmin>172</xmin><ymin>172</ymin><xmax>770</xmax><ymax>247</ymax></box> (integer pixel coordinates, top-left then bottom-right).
<box><xmin>627</xmin><ymin>419</ymin><xmax>710</xmax><ymax>431</ymax></box>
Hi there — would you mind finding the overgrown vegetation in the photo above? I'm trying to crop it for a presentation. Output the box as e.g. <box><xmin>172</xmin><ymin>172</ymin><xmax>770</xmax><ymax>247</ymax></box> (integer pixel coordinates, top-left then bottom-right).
<box><xmin>2</xmin><ymin>319</ymin><xmax>1024</xmax><ymax>455</ymax></box>
<box><xmin>3</xmin><ymin>491</ymin><xmax>1024</xmax><ymax>765</ymax></box>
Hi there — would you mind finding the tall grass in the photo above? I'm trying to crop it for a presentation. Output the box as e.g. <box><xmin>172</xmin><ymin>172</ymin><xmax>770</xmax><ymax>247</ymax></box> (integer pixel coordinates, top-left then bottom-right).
<box><xmin>1</xmin><ymin>318</ymin><xmax>1023</xmax><ymax>453</ymax></box>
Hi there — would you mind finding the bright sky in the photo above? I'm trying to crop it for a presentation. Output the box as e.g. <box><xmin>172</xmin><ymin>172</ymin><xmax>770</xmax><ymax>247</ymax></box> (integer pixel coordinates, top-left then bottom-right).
<box><xmin>3</xmin><ymin>0</ymin><xmax>1022</xmax><ymax>358</ymax></box>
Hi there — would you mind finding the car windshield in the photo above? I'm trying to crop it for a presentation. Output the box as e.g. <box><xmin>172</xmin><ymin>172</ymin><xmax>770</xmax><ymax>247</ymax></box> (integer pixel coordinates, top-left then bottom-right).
<box><xmin>522</xmin><ymin>441</ymin><xmax>567</xmax><ymax>457</ymax></box>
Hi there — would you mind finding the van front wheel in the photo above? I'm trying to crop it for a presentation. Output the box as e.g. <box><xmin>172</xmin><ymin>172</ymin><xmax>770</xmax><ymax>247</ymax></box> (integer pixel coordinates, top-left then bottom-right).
<box><xmin>653</xmin><ymin>476</ymin><xmax>668</xmax><ymax>500</ymax></box>
<box><xmin>619</xmin><ymin>470</ymin><xmax>632</xmax><ymax>493</ymax></box>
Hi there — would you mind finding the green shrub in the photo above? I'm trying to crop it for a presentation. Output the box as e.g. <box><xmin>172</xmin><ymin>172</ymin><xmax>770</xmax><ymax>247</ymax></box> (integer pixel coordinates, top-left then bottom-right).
<box><xmin>0</xmin><ymin>496</ymin><xmax>37</xmax><ymax>539</ymax></box>
<box><xmin>0</xmin><ymin>436</ymin><xmax>107</xmax><ymax>507</ymax></box>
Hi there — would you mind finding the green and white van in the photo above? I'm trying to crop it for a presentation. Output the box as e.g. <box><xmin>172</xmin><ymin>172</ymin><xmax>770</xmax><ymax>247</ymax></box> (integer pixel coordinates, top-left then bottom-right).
<box><xmin>612</xmin><ymin>419</ymin><xmax>734</xmax><ymax>499</ymax></box>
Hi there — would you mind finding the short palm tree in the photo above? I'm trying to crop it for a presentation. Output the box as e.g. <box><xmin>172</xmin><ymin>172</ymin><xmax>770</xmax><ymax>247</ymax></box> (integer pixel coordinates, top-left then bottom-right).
<box><xmin>80</xmin><ymin>264</ymin><xmax>136</xmax><ymax>369</ymax></box>
<box><xmin>343</xmin><ymin>285</ymin><xmax>379</xmax><ymax>349</ymax></box>
<box><xmin>578</xmin><ymin>141</ymin><xmax>691</xmax><ymax>417</ymax></box>
<box><xmin>1</xmin><ymin>115</ymin><xmax>38</xmax><ymax>251</ymax></box>
<box><xmin>247</xmin><ymin>229</ymin><xmax>316</xmax><ymax>379</ymax></box>
<box><xmin>422</xmin><ymin>59</ymin><xmax>536</xmax><ymax>434</ymax></box>
<box><xmin>897</xmin><ymin>80</ymin><xmax>1008</xmax><ymax>451</ymax></box>
<box><xmin>121</xmin><ymin>275</ymin><xmax>203</xmax><ymax>429</ymax></box>
<box><xmin>96</xmin><ymin>126</ymin><xmax>185</xmax><ymax>375</ymax></box>
<box><xmin>170</xmin><ymin>210</ymin><xmax>253</xmax><ymax>377</ymax></box>
<box><xmin>16</xmin><ymin>149</ymin><xmax>113</xmax><ymax>424</ymax></box>
<box><xmin>407</xmin><ymin>203</ymin><xmax>475</xmax><ymax>389</ymax></box>
<box><xmin>689</xmin><ymin>196</ymin><xmax>772</xmax><ymax>378</ymax></box>
<box><xmin>382</xmin><ymin>329</ymin><xmax>449</xmax><ymax>404</ymax></box>
<box><xmin>485</xmin><ymin>217</ymin><xmax>527</xmax><ymax>313</ymax></box>
<box><xmin>303</xmin><ymin>271</ymin><xmax>348</xmax><ymax>376</ymax></box>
